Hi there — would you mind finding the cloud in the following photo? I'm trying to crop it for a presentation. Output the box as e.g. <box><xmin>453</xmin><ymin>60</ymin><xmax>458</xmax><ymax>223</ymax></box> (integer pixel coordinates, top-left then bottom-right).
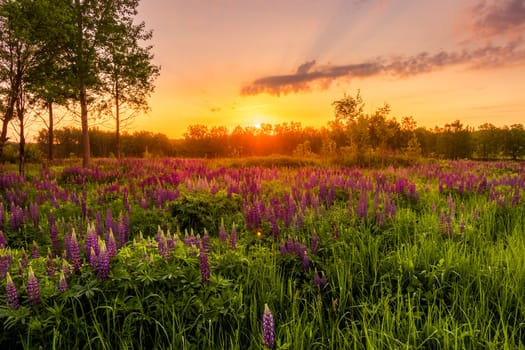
<box><xmin>471</xmin><ymin>0</ymin><xmax>525</xmax><ymax>37</ymax></box>
<box><xmin>241</xmin><ymin>41</ymin><xmax>525</xmax><ymax>96</ymax></box>
<box><xmin>241</xmin><ymin>0</ymin><xmax>525</xmax><ymax>97</ymax></box>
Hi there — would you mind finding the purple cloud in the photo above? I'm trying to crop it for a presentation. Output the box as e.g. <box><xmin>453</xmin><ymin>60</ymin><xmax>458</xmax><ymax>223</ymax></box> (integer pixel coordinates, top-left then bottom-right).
<box><xmin>241</xmin><ymin>41</ymin><xmax>525</xmax><ymax>96</ymax></box>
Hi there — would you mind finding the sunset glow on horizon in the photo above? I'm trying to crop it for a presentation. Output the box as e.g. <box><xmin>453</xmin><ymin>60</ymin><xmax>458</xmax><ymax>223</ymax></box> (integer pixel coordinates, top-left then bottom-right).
<box><xmin>133</xmin><ymin>0</ymin><xmax>525</xmax><ymax>138</ymax></box>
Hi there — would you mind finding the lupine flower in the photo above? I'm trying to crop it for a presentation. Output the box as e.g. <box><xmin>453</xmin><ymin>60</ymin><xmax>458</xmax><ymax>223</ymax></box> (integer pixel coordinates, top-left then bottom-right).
<box><xmin>201</xmin><ymin>229</ymin><xmax>211</xmax><ymax>253</ymax></box>
<box><xmin>68</xmin><ymin>229</ymin><xmax>82</xmax><ymax>273</ymax></box>
<box><xmin>6</xmin><ymin>272</ymin><xmax>19</xmax><ymax>309</ymax></box>
<box><xmin>262</xmin><ymin>304</ymin><xmax>275</xmax><ymax>348</ymax></box>
<box><xmin>0</xmin><ymin>230</ymin><xmax>6</xmax><ymax>249</ymax></box>
<box><xmin>85</xmin><ymin>224</ymin><xmax>99</xmax><ymax>264</ymax></box>
<box><xmin>31</xmin><ymin>241</ymin><xmax>41</xmax><ymax>258</ymax></box>
<box><xmin>1</xmin><ymin>248</ymin><xmax>13</xmax><ymax>279</ymax></box>
<box><xmin>97</xmin><ymin>241</ymin><xmax>110</xmax><ymax>281</ymax></box>
<box><xmin>8</xmin><ymin>203</ymin><xmax>24</xmax><ymax>230</ymax></box>
<box><xmin>46</xmin><ymin>248</ymin><xmax>55</xmax><ymax>276</ymax></box>
<box><xmin>48</xmin><ymin>213</ymin><xmax>60</xmax><ymax>257</ymax></box>
<box><xmin>218</xmin><ymin>220</ymin><xmax>227</xmax><ymax>242</ymax></box>
<box><xmin>199</xmin><ymin>252</ymin><xmax>210</xmax><ymax>285</ymax></box>
<box><xmin>314</xmin><ymin>270</ymin><xmax>328</xmax><ymax>288</ymax></box>
<box><xmin>106</xmin><ymin>229</ymin><xmax>118</xmax><ymax>258</ymax></box>
<box><xmin>27</xmin><ymin>266</ymin><xmax>41</xmax><ymax>306</ymax></box>
<box><xmin>230</xmin><ymin>224</ymin><xmax>237</xmax><ymax>250</ymax></box>
<box><xmin>58</xmin><ymin>271</ymin><xmax>68</xmax><ymax>292</ymax></box>
<box><xmin>311</xmin><ymin>231</ymin><xmax>319</xmax><ymax>255</ymax></box>
<box><xmin>19</xmin><ymin>249</ymin><xmax>28</xmax><ymax>275</ymax></box>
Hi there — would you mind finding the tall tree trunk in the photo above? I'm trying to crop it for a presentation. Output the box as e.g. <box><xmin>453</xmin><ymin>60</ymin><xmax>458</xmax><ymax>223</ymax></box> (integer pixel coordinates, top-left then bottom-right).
<box><xmin>48</xmin><ymin>100</ymin><xmax>54</xmax><ymax>162</ymax></box>
<box><xmin>0</xmin><ymin>99</ymin><xmax>16</xmax><ymax>163</ymax></box>
<box><xmin>115</xmin><ymin>79</ymin><xmax>121</xmax><ymax>159</ymax></box>
<box><xmin>17</xmin><ymin>88</ymin><xmax>25</xmax><ymax>176</ymax></box>
<box><xmin>80</xmin><ymin>83</ymin><xmax>90</xmax><ymax>167</ymax></box>
<box><xmin>76</xmin><ymin>0</ymin><xmax>90</xmax><ymax>167</ymax></box>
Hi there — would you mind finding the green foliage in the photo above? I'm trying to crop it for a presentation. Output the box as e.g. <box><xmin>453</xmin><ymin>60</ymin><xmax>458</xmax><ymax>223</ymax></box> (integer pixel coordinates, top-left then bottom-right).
<box><xmin>170</xmin><ymin>191</ymin><xmax>243</xmax><ymax>235</ymax></box>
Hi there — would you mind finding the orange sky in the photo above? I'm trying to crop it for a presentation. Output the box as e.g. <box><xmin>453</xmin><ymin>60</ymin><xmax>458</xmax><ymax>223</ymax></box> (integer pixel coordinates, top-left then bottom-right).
<box><xmin>131</xmin><ymin>0</ymin><xmax>525</xmax><ymax>138</ymax></box>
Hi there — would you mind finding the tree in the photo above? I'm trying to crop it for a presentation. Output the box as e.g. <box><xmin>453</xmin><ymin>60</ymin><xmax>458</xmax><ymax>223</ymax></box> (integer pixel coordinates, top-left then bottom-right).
<box><xmin>61</xmin><ymin>0</ymin><xmax>157</xmax><ymax>167</ymax></box>
<box><xmin>502</xmin><ymin>124</ymin><xmax>525</xmax><ymax>160</ymax></box>
<box><xmin>332</xmin><ymin>90</ymin><xmax>365</xmax><ymax>149</ymax></box>
<box><xmin>98</xmin><ymin>10</ymin><xmax>160</xmax><ymax>159</ymax></box>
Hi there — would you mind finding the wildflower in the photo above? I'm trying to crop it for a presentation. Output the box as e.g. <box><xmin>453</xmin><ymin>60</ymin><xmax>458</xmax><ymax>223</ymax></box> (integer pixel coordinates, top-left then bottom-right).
<box><xmin>68</xmin><ymin>229</ymin><xmax>82</xmax><ymax>273</ymax></box>
<box><xmin>262</xmin><ymin>304</ymin><xmax>275</xmax><ymax>348</ymax></box>
<box><xmin>18</xmin><ymin>248</ymin><xmax>28</xmax><ymax>275</ymax></box>
<box><xmin>0</xmin><ymin>248</ymin><xmax>13</xmax><ymax>279</ymax></box>
<box><xmin>199</xmin><ymin>252</ymin><xmax>210</xmax><ymax>285</ymax></box>
<box><xmin>27</xmin><ymin>266</ymin><xmax>41</xmax><ymax>306</ymax></box>
<box><xmin>310</xmin><ymin>231</ymin><xmax>319</xmax><ymax>255</ymax></box>
<box><xmin>0</xmin><ymin>230</ymin><xmax>6</xmax><ymax>249</ymax></box>
<box><xmin>31</xmin><ymin>240</ymin><xmax>41</xmax><ymax>258</ymax></box>
<box><xmin>230</xmin><ymin>224</ymin><xmax>237</xmax><ymax>250</ymax></box>
<box><xmin>97</xmin><ymin>241</ymin><xmax>110</xmax><ymax>281</ymax></box>
<box><xmin>218</xmin><ymin>220</ymin><xmax>227</xmax><ymax>242</ymax></box>
<box><xmin>314</xmin><ymin>270</ymin><xmax>328</xmax><ymax>288</ymax></box>
<box><xmin>58</xmin><ymin>272</ymin><xmax>68</xmax><ymax>292</ymax></box>
<box><xmin>6</xmin><ymin>272</ymin><xmax>19</xmax><ymax>309</ymax></box>
<box><xmin>106</xmin><ymin>229</ymin><xmax>118</xmax><ymax>258</ymax></box>
<box><xmin>46</xmin><ymin>248</ymin><xmax>55</xmax><ymax>276</ymax></box>
<box><xmin>201</xmin><ymin>229</ymin><xmax>211</xmax><ymax>253</ymax></box>
<box><xmin>48</xmin><ymin>214</ymin><xmax>60</xmax><ymax>256</ymax></box>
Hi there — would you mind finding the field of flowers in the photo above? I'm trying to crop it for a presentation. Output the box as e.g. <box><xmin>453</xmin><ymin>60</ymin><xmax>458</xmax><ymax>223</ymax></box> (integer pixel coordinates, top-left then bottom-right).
<box><xmin>0</xmin><ymin>158</ymin><xmax>524</xmax><ymax>349</ymax></box>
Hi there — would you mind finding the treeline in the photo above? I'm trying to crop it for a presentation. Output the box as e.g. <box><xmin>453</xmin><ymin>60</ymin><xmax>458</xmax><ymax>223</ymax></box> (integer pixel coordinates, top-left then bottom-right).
<box><xmin>27</xmin><ymin>117</ymin><xmax>524</xmax><ymax>162</ymax></box>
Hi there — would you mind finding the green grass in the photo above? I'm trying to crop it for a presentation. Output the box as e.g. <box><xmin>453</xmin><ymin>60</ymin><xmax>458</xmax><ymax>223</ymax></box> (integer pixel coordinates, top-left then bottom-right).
<box><xmin>1</xmin><ymin>159</ymin><xmax>524</xmax><ymax>349</ymax></box>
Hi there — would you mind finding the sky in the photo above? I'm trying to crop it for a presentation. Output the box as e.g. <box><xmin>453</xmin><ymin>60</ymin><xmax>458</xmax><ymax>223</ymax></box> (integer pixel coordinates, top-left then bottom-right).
<box><xmin>131</xmin><ymin>0</ymin><xmax>525</xmax><ymax>138</ymax></box>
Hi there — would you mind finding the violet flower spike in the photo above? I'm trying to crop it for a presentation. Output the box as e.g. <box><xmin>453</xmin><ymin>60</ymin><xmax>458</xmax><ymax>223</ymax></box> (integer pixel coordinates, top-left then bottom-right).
<box><xmin>27</xmin><ymin>266</ymin><xmax>41</xmax><ymax>306</ymax></box>
<box><xmin>262</xmin><ymin>303</ymin><xmax>275</xmax><ymax>348</ymax></box>
<box><xmin>199</xmin><ymin>252</ymin><xmax>210</xmax><ymax>285</ymax></box>
<box><xmin>6</xmin><ymin>272</ymin><xmax>19</xmax><ymax>309</ymax></box>
<box><xmin>58</xmin><ymin>271</ymin><xmax>68</xmax><ymax>292</ymax></box>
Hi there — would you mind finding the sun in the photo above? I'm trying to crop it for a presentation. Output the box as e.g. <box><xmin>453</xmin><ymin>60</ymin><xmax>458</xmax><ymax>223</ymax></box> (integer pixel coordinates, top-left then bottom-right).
<box><xmin>253</xmin><ymin>122</ymin><xmax>262</xmax><ymax>129</ymax></box>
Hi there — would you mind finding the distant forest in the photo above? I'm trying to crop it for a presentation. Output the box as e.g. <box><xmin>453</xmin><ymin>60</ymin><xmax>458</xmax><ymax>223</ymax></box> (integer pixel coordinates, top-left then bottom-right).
<box><xmin>1</xmin><ymin>91</ymin><xmax>524</xmax><ymax>165</ymax></box>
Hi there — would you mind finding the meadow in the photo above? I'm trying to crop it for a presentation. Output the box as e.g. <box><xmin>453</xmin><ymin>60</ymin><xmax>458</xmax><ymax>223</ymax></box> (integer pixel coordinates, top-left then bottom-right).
<box><xmin>0</xmin><ymin>158</ymin><xmax>524</xmax><ymax>349</ymax></box>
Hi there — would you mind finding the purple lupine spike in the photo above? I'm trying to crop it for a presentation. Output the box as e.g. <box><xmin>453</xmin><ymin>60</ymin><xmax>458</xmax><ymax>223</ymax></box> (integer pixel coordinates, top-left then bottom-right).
<box><xmin>301</xmin><ymin>251</ymin><xmax>310</xmax><ymax>271</ymax></box>
<box><xmin>19</xmin><ymin>249</ymin><xmax>28</xmax><ymax>275</ymax></box>
<box><xmin>97</xmin><ymin>241</ymin><xmax>110</xmax><ymax>281</ymax></box>
<box><xmin>0</xmin><ymin>202</ymin><xmax>4</xmax><ymax>228</ymax></box>
<box><xmin>0</xmin><ymin>248</ymin><xmax>13</xmax><ymax>279</ymax></box>
<box><xmin>262</xmin><ymin>304</ymin><xmax>275</xmax><ymax>348</ymax></box>
<box><xmin>105</xmin><ymin>209</ymin><xmax>116</xmax><ymax>240</ymax></box>
<box><xmin>6</xmin><ymin>272</ymin><xmax>19</xmax><ymax>309</ymax></box>
<box><xmin>61</xmin><ymin>259</ymin><xmax>71</xmax><ymax>276</ymax></box>
<box><xmin>0</xmin><ymin>230</ymin><xmax>6</xmax><ymax>249</ymax></box>
<box><xmin>8</xmin><ymin>203</ymin><xmax>23</xmax><ymax>230</ymax></box>
<box><xmin>58</xmin><ymin>271</ymin><xmax>68</xmax><ymax>293</ymax></box>
<box><xmin>230</xmin><ymin>224</ymin><xmax>237</xmax><ymax>250</ymax></box>
<box><xmin>85</xmin><ymin>224</ymin><xmax>99</xmax><ymax>262</ymax></box>
<box><xmin>46</xmin><ymin>248</ymin><xmax>55</xmax><ymax>276</ymax></box>
<box><xmin>31</xmin><ymin>241</ymin><xmax>40</xmax><ymax>258</ymax></box>
<box><xmin>95</xmin><ymin>211</ymin><xmax>104</xmax><ymax>237</ymax></box>
<box><xmin>29</xmin><ymin>202</ymin><xmax>39</xmax><ymax>227</ymax></box>
<box><xmin>89</xmin><ymin>247</ymin><xmax>98</xmax><ymax>269</ymax></box>
<box><xmin>117</xmin><ymin>213</ymin><xmax>126</xmax><ymax>247</ymax></box>
<box><xmin>314</xmin><ymin>270</ymin><xmax>328</xmax><ymax>288</ymax></box>
<box><xmin>48</xmin><ymin>213</ymin><xmax>60</xmax><ymax>257</ymax></box>
<box><xmin>199</xmin><ymin>252</ymin><xmax>210</xmax><ymax>285</ymax></box>
<box><xmin>356</xmin><ymin>191</ymin><xmax>368</xmax><ymax>220</ymax></box>
<box><xmin>201</xmin><ymin>229</ymin><xmax>210</xmax><ymax>253</ymax></box>
<box><xmin>106</xmin><ymin>229</ymin><xmax>117</xmax><ymax>258</ymax></box>
<box><xmin>311</xmin><ymin>231</ymin><xmax>319</xmax><ymax>255</ymax></box>
<box><xmin>68</xmin><ymin>229</ymin><xmax>82</xmax><ymax>273</ymax></box>
<box><xmin>27</xmin><ymin>266</ymin><xmax>41</xmax><ymax>306</ymax></box>
<box><xmin>157</xmin><ymin>228</ymin><xmax>169</xmax><ymax>260</ymax></box>
<box><xmin>218</xmin><ymin>220</ymin><xmax>227</xmax><ymax>242</ymax></box>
